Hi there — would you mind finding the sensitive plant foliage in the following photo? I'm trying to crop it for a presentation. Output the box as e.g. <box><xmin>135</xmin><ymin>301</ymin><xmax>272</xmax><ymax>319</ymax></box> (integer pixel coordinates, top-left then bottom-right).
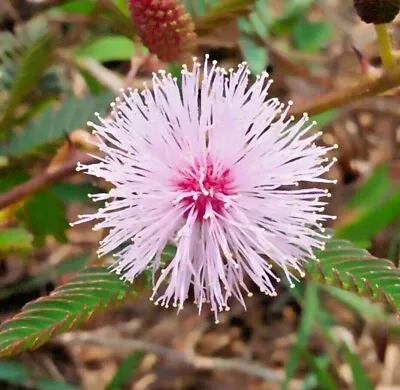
<box><xmin>73</xmin><ymin>56</ymin><xmax>337</xmax><ymax>322</ymax></box>
<box><xmin>129</xmin><ymin>0</ymin><xmax>197</xmax><ymax>62</ymax></box>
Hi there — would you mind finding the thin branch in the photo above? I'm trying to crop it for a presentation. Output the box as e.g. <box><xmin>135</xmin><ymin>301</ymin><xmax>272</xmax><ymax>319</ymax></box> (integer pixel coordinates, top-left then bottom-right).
<box><xmin>0</xmin><ymin>153</ymin><xmax>96</xmax><ymax>210</ymax></box>
<box><xmin>290</xmin><ymin>66</ymin><xmax>400</xmax><ymax>118</ymax></box>
<box><xmin>57</xmin><ymin>331</ymin><xmax>280</xmax><ymax>382</ymax></box>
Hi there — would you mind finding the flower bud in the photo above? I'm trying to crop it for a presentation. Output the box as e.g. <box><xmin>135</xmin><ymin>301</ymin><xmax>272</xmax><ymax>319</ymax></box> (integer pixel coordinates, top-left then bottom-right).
<box><xmin>129</xmin><ymin>0</ymin><xmax>197</xmax><ymax>62</ymax></box>
<box><xmin>354</xmin><ymin>0</ymin><xmax>400</xmax><ymax>24</ymax></box>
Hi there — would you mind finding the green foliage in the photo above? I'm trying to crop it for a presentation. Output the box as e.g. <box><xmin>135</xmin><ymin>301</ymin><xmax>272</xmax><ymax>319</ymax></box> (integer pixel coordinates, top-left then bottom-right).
<box><xmin>77</xmin><ymin>35</ymin><xmax>136</xmax><ymax>62</ymax></box>
<box><xmin>183</xmin><ymin>0</ymin><xmax>256</xmax><ymax>32</ymax></box>
<box><xmin>0</xmin><ymin>32</ymin><xmax>28</xmax><ymax>92</ymax></box>
<box><xmin>342</xmin><ymin>345</ymin><xmax>374</xmax><ymax>390</ymax></box>
<box><xmin>283</xmin><ymin>282</ymin><xmax>319</xmax><ymax>389</ymax></box>
<box><xmin>35</xmin><ymin>379</ymin><xmax>79</xmax><ymax>390</ymax></box>
<box><xmin>52</xmin><ymin>0</ymin><xmax>134</xmax><ymax>37</ymax></box>
<box><xmin>0</xmin><ymin>228</ymin><xmax>33</xmax><ymax>254</ymax></box>
<box><xmin>52</xmin><ymin>182</ymin><xmax>102</xmax><ymax>204</ymax></box>
<box><xmin>0</xmin><ymin>267</ymin><xmax>136</xmax><ymax>357</ymax></box>
<box><xmin>237</xmin><ymin>0</ymin><xmax>332</xmax><ymax>74</ymax></box>
<box><xmin>238</xmin><ymin>0</ymin><xmax>269</xmax><ymax>74</ymax></box>
<box><xmin>301</xmin><ymin>355</ymin><xmax>330</xmax><ymax>390</ymax></box>
<box><xmin>0</xmin><ymin>32</ymin><xmax>54</xmax><ymax>134</ymax></box>
<box><xmin>0</xmin><ymin>360</ymin><xmax>79</xmax><ymax>389</ymax></box>
<box><xmin>270</xmin><ymin>0</ymin><xmax>316</xmax><ymax>34</ymax></box>
<box><xmin>0</xmin><ymin>360</ymin><xmax>30</xmax><ymax>385</ymax></box>
<box><xmin>56</xmin><ymin>0</ymin><xmax>97</xmax><ymax>14</ymax></box>
<box><xmin>292</xmin><ymin>19</ymin><xmax>332</xmax><ymax>52</ymax></box>
<box><xmin>305</xmin><ymin>238</ymin><xmax>400</xmax><ymax>313</ymax></box>
<box><xmin>347</xmin><ymin>165</ymin><xmax>390</xmax><ymax>210</ymax></box>
<box><xmin>337</xmin><ymin>189</ymin><xmax>400</xmax><ymax>245</ymax></box>
<box><xmin>322</xmin><ymin>285</ymin><xmax>386</xmax><ymax>320</ymax></box>
<box><xmin>334</xmin><ymin>164</ymin><xmax>400</xmax><ymax>248</ymax></box>
<box><xmin>105</xmin><ymin>352</ymin><xmax>143</xmax><ymax>390</ymax></box>
<box><xmin>0</xmin><ymin>92</ymin><xmax>113</xmax><ymax>158</ymax></box>
<box><xmin>0</xmin><ymin>253</ymin><xmax>91</xmax><ymax>301</ymax></box>
<box><xmin>21</xmin><ymin>190</ymin><xmax>69</xmax><ymax>247</ymax></box>
<box><xmin>301</xmin><ymin>349</ymin><xmax>336</xmax><ymax>390</ymax></box>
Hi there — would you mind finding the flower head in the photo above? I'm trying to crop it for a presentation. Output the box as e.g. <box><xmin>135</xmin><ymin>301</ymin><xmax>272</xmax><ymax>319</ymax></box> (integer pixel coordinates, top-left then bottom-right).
<box><xmin>353</xmin><ymin>0</ymin><xmax>400</xmax><ymax>24</ymax></box>
<box><xmin>75</xmin><ymin>56</ymin><xmax>336</xmax><ymax>323</ymax></box>
<box><xmin>129</xmin><ymin>0</ymin><xmax>197</xmax><ymax>62</ymax></box>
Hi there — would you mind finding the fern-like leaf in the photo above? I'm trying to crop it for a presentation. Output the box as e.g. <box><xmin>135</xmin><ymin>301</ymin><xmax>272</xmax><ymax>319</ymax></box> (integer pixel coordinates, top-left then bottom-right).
<box><xmin>0</xmin><ymin>92</ymin><xmax>113</xmax><ymax>158</ymax></box>
<box><xmin>0</xmin><ymin>32</ymin><xmax>55</xmax><ymax>134</ymax></box>
<box><xmin>0</xmin><ymin>267</ymin><xmax>136</xmax><ymax>357</ymax></box>
<box><xmin>305</xmin><ymin>238</ymin><xmax>400</xmax><ymax>313</ymax></box>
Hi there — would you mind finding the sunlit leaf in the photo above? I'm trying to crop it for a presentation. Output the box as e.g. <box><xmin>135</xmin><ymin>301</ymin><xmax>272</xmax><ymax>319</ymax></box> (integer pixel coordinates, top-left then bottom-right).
<box><xmin>0</xmin><ymin>228</ymin><xmax>33</xmax><ymax>254</ymax></box>
<box><xmin>77</xmin><ymin>35</ymin><xmax>135</xmax><ymax>62</ymax></box>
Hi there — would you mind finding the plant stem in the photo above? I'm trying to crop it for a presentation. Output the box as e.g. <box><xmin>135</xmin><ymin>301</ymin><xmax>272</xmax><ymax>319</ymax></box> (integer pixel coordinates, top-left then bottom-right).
<box><xmin>375</xmin><ymin>24</ymin><xmax>396</xmax><ymax>71</ymax></box>
<box><xmin>290</xmin><ymin>66</ymin><xmax>400</xmax><ymax>118</ymax></box>
<box><xmin>0</xmin><ymin>153</ymin><xmax>96</xmax><ymax>210</ymax></box>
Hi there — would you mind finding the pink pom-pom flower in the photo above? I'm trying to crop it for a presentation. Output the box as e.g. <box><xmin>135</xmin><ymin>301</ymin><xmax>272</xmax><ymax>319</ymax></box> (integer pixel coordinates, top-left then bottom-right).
<box><xmin>75</xmin><ymin>56</ymin><xmax>337</xmax><ymax>323</ymax></box>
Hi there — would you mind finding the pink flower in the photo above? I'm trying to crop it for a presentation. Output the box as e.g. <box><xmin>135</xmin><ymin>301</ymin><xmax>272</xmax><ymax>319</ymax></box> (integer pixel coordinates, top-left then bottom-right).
<box><xmin>75</xmin><ymin>56</ymin><xmax>336</xmax><ymax>323</ymax></box>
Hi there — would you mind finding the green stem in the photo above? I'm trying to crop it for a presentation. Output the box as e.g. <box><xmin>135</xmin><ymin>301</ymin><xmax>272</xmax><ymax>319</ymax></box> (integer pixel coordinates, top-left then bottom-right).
<box><xmin>375</xmin><ymin>24</ymin><xmax>396</xmax><ymax>71</ymax></box>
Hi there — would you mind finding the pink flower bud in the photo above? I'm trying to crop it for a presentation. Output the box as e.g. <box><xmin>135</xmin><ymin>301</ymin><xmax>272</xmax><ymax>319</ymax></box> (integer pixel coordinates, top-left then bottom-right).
<box><xmin>129</xmin><ymin>0</ymin><xmax>197</xmax><ymax>62</ymax></box>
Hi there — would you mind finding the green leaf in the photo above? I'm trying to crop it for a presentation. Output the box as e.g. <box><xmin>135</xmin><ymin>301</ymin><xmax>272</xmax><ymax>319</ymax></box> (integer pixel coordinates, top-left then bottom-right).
<box><xmin>55</xmin><ymin>0</ymin><xmax>97</xmax><ymax>14</ymax></box>
<box><xmin>185</xmin><ymin>0</ymin><xmax>256</xmax><ymax>32</ymax></box>
<box><xmin>105</xmin><ymin>352</ymin><xmax>143</xmax><ymax>390</ymax></box>
<box><xmin>0</xmin><ymin>92</ymin><xmax>113</xmax><ymax>158</ymax></box>
<box><xmin>52</xmin><ymin>183</ymin><xmax>102</xmax><ymax>204</ymax></box>
<box><xmin>36</xmin><ymin>379</ymin><xmax>79</xmax><ymax>390</ymax></box>
<box><xmin>0</xmin><ymin>361</ymin><xmax>29</xmax><ymax>385</ymax></box>
<box><xmin>312</xmin><ymin>109</ymin><xmax>339</xmax><ymax>128</ymax></box>
<box><xmin>301</xmin><ymin>349</ymin><xmax>336</xmax><ymax>390</ymax></box>
<box><xmin>270</xmin><ymin>0</ymin><xmax>316</xmax><ymax>34</ymax></box>
<box><xmin>0</xmin><ymin>253</ymin><xmax>91</xmax><ymax>300</ymax></box>
<box><xmin>0</xmin><ymin>32</ymin><xmax>54</xmax><ymax>134</ymax></box>
<box><xmin>111</xmin><ymin>0</ymin><xmax>130</xmax><ymax>17</ymax></box>
<box><xmin>0</xmin><ymin>228</ymin><xmax>33</xmax><ymax>254</ymax></box>
<box><xmin>238</xmin><ymin>0</ymin><xmax>270</xmax><ymax>74</ymax></box>
<box><xmin>336</xmin><ymin>190</ymin><xmax>400</xmax><ymax>243</ymax></box>
<box><xmin>305</xmin><ymin>238</ymin><xmax>400</xmax><ymax>314</ymax></box>
<box><xmin>322</xmin><ymin>285</ymin><xmax>386</xmax><ymax>320</ymax></box>
<box><xmin>238</xmin><ymin>33</ymin><xmax>268</xmax><ymax>74</ymax></box>
<box><xmin>293</xmin><ymin>19</ymin><xmax>332</xmax><ymax>52</ymax></box>
<box><xmin>283</xmin><ymin>282</ymin><xmax>319</xmax><ymax>389</ymax></box>
<box><xmin>21</xmin><ymin>190</ymin><xmax>69</xmax><ymax>247</ymax></box>
<box><xmin>301</xmin><ymin>355</ymin><xmax>330</xmax><ymax>390</ymax></box>
<box><xmin>342</xmin><ymin>345</ymin><xmax>374</xmax><ymax>390</ymax></box>
<box><xmin>77</xmin><ymin>35</ymin><xmax>135</xmax><ymax>62</ymax></box>
<box><xmin>0</xmin><ymin>267</ymin><xmax>136</xmax><ymax>357</ymax></box>
<box><xmin>347</xmin><ymin>164</ymin><xmax>390</xmax><ymax>210</ymax></box>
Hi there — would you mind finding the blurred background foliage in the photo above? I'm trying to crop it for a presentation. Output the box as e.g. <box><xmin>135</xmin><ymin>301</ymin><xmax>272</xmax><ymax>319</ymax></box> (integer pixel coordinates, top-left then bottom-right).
<box><xmin>0</xmin><ymin>0</ymin><xmax>400</xmax><ymax>389</ymax></box>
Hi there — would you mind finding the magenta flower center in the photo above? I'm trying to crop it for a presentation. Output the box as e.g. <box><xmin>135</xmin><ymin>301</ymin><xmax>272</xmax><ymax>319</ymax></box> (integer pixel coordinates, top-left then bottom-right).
<box><xmin>175</xmin><ymin>161</ymin><xmax>235</xmax><ymax>220</ymax></box>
